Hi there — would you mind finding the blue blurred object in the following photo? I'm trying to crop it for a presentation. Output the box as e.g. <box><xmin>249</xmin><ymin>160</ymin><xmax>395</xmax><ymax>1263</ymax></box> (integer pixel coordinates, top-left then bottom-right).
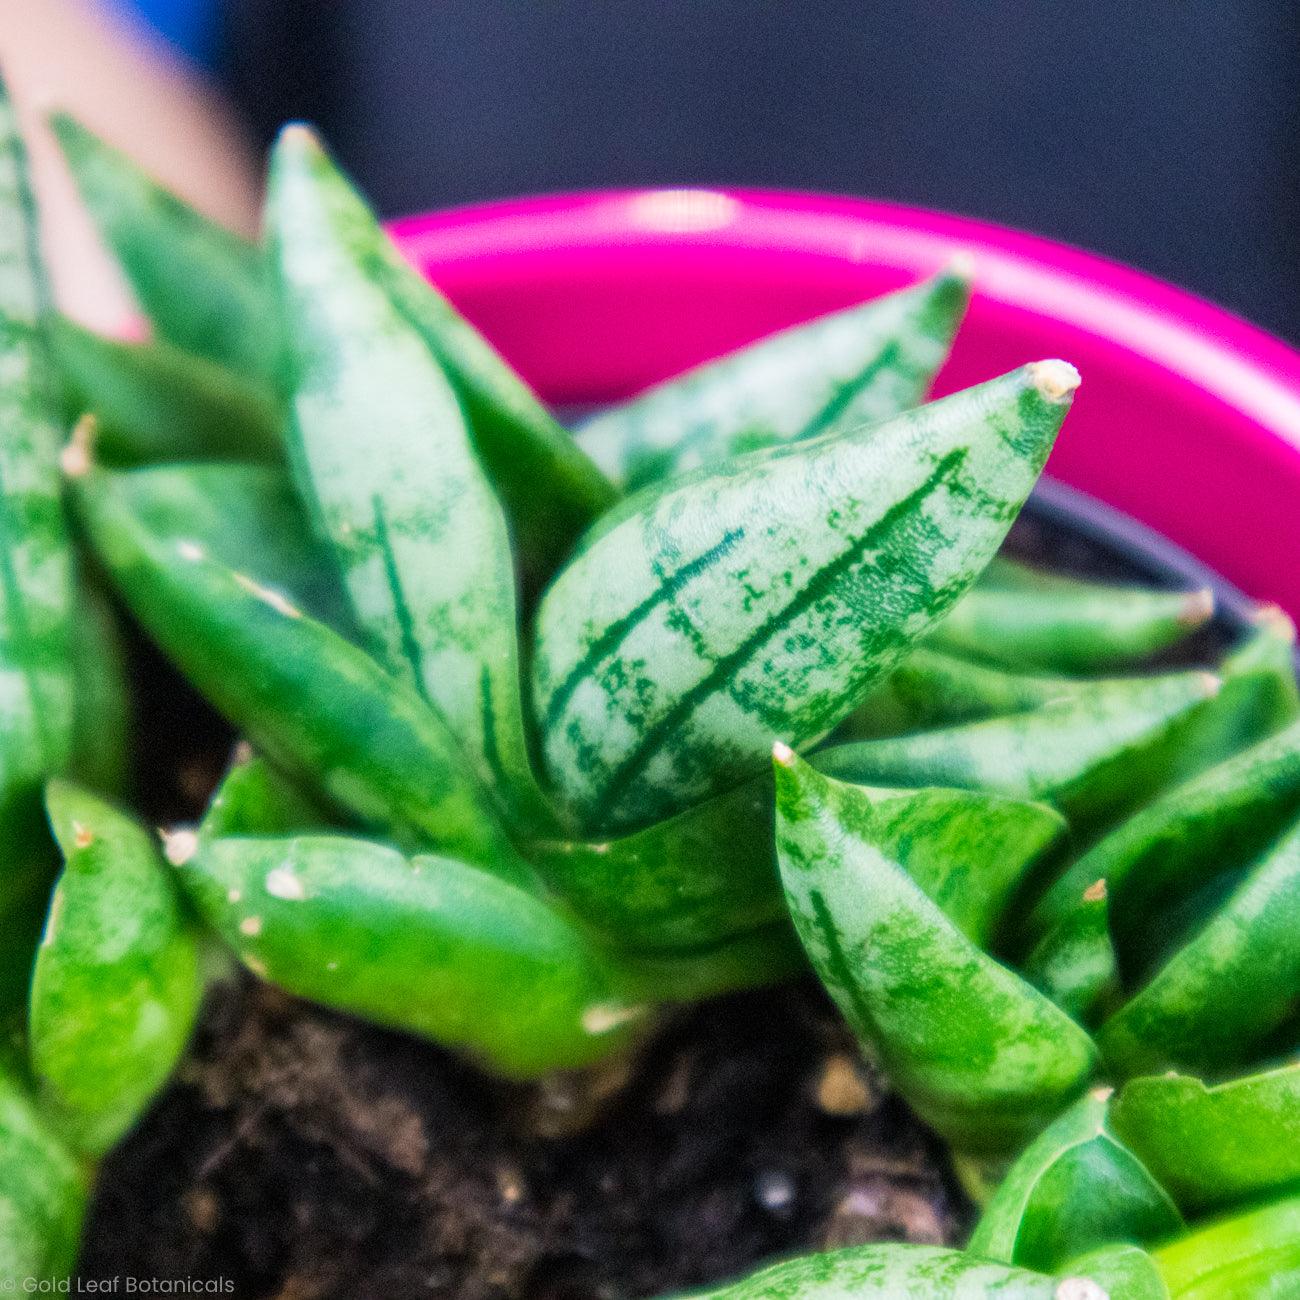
<box><xmin>118</xmin><ymin>0</ymin><xmax>217</xmax><ymax>64</ymax></box>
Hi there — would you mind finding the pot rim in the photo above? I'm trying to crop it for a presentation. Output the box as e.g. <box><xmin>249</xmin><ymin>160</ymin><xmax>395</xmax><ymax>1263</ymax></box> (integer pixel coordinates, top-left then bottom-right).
<box><xmin>389</xmin><ymin>187</ymin><xmax>1300</xmax><ymax>617</ymax></box>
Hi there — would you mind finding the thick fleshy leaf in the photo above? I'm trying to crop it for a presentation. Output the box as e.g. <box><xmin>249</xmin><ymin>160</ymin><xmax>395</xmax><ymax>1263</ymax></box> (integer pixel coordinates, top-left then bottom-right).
<box><xmin>815</xmin><ymin>671</ymin><xmax>1220</xmax><ymax>827</ymax></box>
<box><xmin>929</xmin><ymin>579</ymin><xmax>1212</xmax><ymax>673</ymax></box>
<box><xmin>535</xmin><ymin>362</ymin><xmax>1077</xmax><ymax>831</ymax></box>
<box><xmin>199</xmin><ymin>748</ymin><xmax>333</xmax><ymax>840</ymax></box>
<box><xmin>30</xmin><ymin>781</ymin><xmax>202</xmax><ymax>1155</ymax></box>
<box><xmin>175</xmin><ymin>833</ymin><xmax>644</xmax><ymax>1079</ymax></box>
<box><xmin>50</xmin><ymin>315</ymin><xmax>281</xmax><ymax>465</ymax></box>
<box><xmin>527</xmin><ymin>778</ymin><xmax>781</xmax><ymax>952</ymax></box>
<box><xmin>841</xmin><ymin>644</ymin><xmax>1084</xmax><ymax>740</ymax></box>
<box><xmin>0</xmin><ymin>1067</ymin><xmax>87</xmax><ymax>1284</ymax></box>
<box><xmin>1149</xmin><ymin>1194</ymin><xmax>1300</xmax><ymax>1300</ymax></box>
<box><xmin>50</xmin><ymin>112</ymin><xmax>273</xmax><ymax>380</ymax></box>
<box><xmin>576</xmin><ymin>267</ymin><xmax>970</xmax><ymax>491</ymax></box>
<box><xmin>1110</xmin><ymin>1063</ymin><xmax>1300</xmax><ymax>1212</ymax></box>
<box><xmin>1097</xmin><ymin>814</ymin><xmax>1300</xmax><ymax>1076</ymax></box>
<box><xmin>267</xmin><ymin>130</ymin><xmax>553</xmax><ymax>834</ymax></box>
<box><xmin>1062</xmin><ymin>1246</ymin><xmax>1169</xmax><ymax>1300</ymax></box>
<box><xmin>1223</xmin><ymin>604</ymin><xmax>1300</xmax><ymax>733</ymax></box>
<box><xmin>674</xmin><ymin>1242</ymin><xmax>1064</xmax><ymax>1299</ymax></box>
<box><xmin>1155</xmin><ymin>606</ymin><xmax>1300</xmax><ymax>797</ymax></box>
<box><xmin>110</xmin><ymin>461</ymin><xmax>352</xmax><ymax>632</ymax></box>
<box><xmin>1021</xmin><ymin>880</ymin><xmax>1118</xmax><ymax>1025</ymax></box>
<box><xmin>1029</xmin><ymin>717</ymin><xmax>1300</xmax><ymax>948</ymax></box>
<box><xmin>618</xmin><ymin>923</ymin><xmax>806</xmax><ymax>1003</ymax></box>
<box><xmin>835</xmin><ymin>784</ymin><xmax>1065</xmax><ymax>949</ymax></box>
<box><xmin>271</xmin><ymin>127</ymin><xmax>615</xmax><ymax>581</ymax></box>
<box><xmin>968</xmin><ymin>1088</ymin><xmax>1181</xmax><ymax>1272</ymax></box>
<box><xmin>72</xmin><ymin>465</ymin><xmax>529</xmax><ymax>881</ymax></box>
<box><xmin>0</xmin><ymin>76</ymin><xmax>78</xmax><ymax>876</ymax></box>
<box><xmin>68</xmin><ymin>578</ymin><xmax>130</xmax><ymax>797</ymax></box>
<box><xmin>774</xmin><ymin>751</ymin><xmax>1097</xmax><ymax>1155</ymax></box>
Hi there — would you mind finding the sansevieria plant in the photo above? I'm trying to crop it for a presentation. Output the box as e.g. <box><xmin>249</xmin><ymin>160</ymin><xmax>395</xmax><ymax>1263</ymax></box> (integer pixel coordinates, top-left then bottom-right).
<box><xmin>0</xmin><ymin>66</ymin><xmax>1294</xmax><ymax>1296</ymax></box>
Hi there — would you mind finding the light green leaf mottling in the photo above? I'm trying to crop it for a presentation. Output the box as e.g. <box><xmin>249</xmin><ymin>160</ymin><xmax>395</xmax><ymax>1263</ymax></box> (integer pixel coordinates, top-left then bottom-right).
<box><xmin>536</xmin><ymin>363</ymin><xmax>1076</xmax><ymax>831</ymax></box>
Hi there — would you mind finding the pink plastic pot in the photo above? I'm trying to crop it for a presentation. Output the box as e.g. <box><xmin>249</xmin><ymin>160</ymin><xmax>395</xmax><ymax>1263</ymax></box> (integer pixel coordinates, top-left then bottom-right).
<box><xmin>389</xmin><ymin>189</ymin><xmax>1300</xmax><ymax>616</ymax></box>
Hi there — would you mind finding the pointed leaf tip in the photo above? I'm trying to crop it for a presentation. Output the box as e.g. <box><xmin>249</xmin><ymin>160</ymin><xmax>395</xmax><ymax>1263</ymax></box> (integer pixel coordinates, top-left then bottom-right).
<box><xmin>946</xmin><ymin>251</ymin><xmax>977</xmax><ymax>283</ymax></box>
<box><xmin>1180</xmin><ymin>588</ymin><xmax>1215</xmax><ymax>625</ymax></box>
<box><xmin>276</xmin><ymin>122</ymin><xmax>324</xmax><ymax>155</ymax></box>
<box><xmin>1029</xmin><ymin>360</ymin><xmax>1081</xmax><ymax>403</ymax></box>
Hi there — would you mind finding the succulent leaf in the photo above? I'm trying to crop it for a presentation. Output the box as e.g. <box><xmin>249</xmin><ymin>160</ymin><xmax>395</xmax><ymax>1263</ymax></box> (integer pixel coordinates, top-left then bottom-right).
<box><xmin>1110</xmin><ymin>1063</ymin><xmax>1300</xmax><ymax>1212</ymax></box>
<box><xmin>929</xmin><ymin>580</ymin><xmax>1213</xmax><ymax>673</ymax></box>
<box><xmin>841</xmin><ymin>644</ymin><xmax>1085</xmax><ymax>740</ymax></box>
<box><xmin>1149</xmin><ymin>1193</ymin><xmax>1300</xmax><ymax>1299</ymax></box>
<box><xmin>0</xmin><ymin>1067</ymin><xmax>87</xmax><ymax>1284</ymax></box>
<box><xmin>73</xmin><ymin>466</ymin><xmax>529</xmax><ymax>880</ymax></box>
<box><xmin>50</xmin><ymin>112</ymin><xmax>273</xmax><ymax>380</ymax></box>
<box><xmin>271</xmin><ymin>127</ymin><xmax>614</xmax><ymax>580</ymax></box>
<box><xmin>1030</xmin><ymin>717</ymin><xmax>1300</xmax><ymax>949</ymax></box>
<box><xmin>968</xmin><ymin>1088</ymin><xmax>1182</xmax><ymax>1272</ymax></box>
<box><xmin>30</xmin><ymin>781</ymin><xmax>202</xmax><ymax>1155</ymax></box>
<box><xmin>577</xmin><ymin>267</ymin><xmax>970</xmax><ymax>491</ymax></box>
<box><xmin>49</xmin><ymin>315</ymin><xmax>281</xmax><ymax>466</ymax></box>
<box><xmin>773</xmin><ymin>751</ymin><xmax>1097</xmax><ymax>1155</ymax></box>
<box><xmin>109</xmin><ymin>461</ymin><xmax>353</xmax><ymax>632</ymax></box>
<box><xmin>674</xmin><ymin>1242</ymin><xmax>1064</xmax><ymax>1298</ymax></box>
<box><xmin>267</xmin><ymin>128</ymin><xmax>554</xmax><ymax>834</ymax></box>
<box><xmin>815</xmin><ymin>671</ymin><xmax>1220</xmax><ymax>827</ymax></box>
<box><xmin>536</xmin><ymin>362</ymin><xmax>1076</xmax><ymax>831</ymax></box>
<box><xmin>0</xmin><ymin>74</ymin><xmax>79</xmax><ymax>869</ymax></box>
<box><xmin>1097</xmin><ymin>814</ymin><xmax>1300</xmax><ymax>1076</ymax></box>
<box><xmin>1022</xmin><ymin>880</ymin><xmax>1118</xmax><ymax>1024</ymax></box>
<box><xmin>177</xmin><ymin>832</ymin><xmax>645</xmax><ymax>1079</ymax></box>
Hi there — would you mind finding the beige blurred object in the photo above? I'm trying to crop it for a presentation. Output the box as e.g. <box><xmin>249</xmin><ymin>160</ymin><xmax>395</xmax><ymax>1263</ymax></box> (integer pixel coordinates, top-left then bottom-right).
<box><xmin>1</xmin><ymin>0</ymin><xmax>260</xmax><ymax>334</ymax></box>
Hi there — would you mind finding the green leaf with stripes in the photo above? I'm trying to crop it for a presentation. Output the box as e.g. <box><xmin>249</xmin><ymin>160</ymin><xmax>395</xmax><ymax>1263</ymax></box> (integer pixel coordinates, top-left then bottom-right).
<box><xmin>535</xmin><ymin>362</ymin><xmax>1077</xmax><ymax>832</ymax></box>
<box><xmin>674</xmin><ymin>1242</ymin><xmax>1064</xmax><ymax>1299</ymax></box>
<box><xmin>30</xmin><ymin>781</ymin><xmax>202</xmax><ymax>1155</ymax></box>
<box><xmin>1029</xmin><ymin>717</ymin><xmax>1300</xmax><ymax>949</ymax></box>
<box><xmin>0</xmin><ymin>75</ymin><xmax>78</xmax><ymax>885</ymax></box>
<box><xmin>266</xmin><ymin>128</ymin><xmax>554</xmax><ymax>835</ymax></box>
<box><xmin>50</xmin><ymin>112</ymin><xmax>274</xmax><ymax>381</ymax></box>
<box><xmin>576</xmin><ymin>267</ymin><xmax>970</xmax><ymax>491</ymax></box>
<box><xmin>72</xmin><ymin>463</ymin><xmax>530</xmax><ymax>882</ymax></box>
<box><xmin>175</xmin><ymin>832</ymin><xmax>645</xmax><ymax>1079</ymax></box>
<box><xmin>773</xmin><ymin>750</ymin><xmax>1097</xmax><ymax>1156</ymax></box>
<box><xmin>815</xmin><ymin>670</ymin><xmax>1220</xmax><ymax>828</ymax></box>
<box><xmin>1021</xmin><ymin>880</ymin><xmax>1118</xmax><ymax>1025</ymax></box>
<box><xmin>969</xmin><ymin>1088</ymin><xmax>1181</xmax><ymax>1273</ymax></box>
<box><xmin>1097</xmin><ymin>814</ymin><xmax>1300</xmax><ymax>1076</ymax></box>
<box><xmin>1110</xmin><ymin>1063</ymin><xmax>1300</xmax><ymax>1212</ymax></box>
<box><xmin>271</xmin><ymin>126</ymin><xmax>615</xmax><ymax>584</ymax></box>
<box><xmin>50</xmin><ymin>315</ymin><xmax>281</xmax><ymax>466</ymax></box>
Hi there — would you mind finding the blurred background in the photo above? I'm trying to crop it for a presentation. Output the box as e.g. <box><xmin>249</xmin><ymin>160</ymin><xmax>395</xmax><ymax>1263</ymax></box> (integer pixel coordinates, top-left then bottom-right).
<box><xmin>5</xmin><ymin>0</ymin><xmax>1300</xmax><ymax>340</ymax></box>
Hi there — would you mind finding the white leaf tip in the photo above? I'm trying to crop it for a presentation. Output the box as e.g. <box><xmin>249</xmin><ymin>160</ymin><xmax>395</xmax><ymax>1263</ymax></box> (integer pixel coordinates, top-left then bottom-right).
<box><xmin>1029</xmin><ymin>360</ymin><xmax>1081</xmax><ymax>403</ymax></box>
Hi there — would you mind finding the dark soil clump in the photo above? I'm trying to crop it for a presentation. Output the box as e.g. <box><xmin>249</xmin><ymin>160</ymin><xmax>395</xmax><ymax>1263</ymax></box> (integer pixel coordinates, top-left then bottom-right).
<box><xmin>79</xmin><ymin>978</ymin><xmax>964</xmax><ymax>1299</ymax></box>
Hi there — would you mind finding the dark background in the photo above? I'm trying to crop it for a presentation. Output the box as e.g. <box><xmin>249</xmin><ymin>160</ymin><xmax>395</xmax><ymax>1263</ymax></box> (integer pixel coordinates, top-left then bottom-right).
<box><xmin>203</xmin><ymin>2</ymin><xmax>1300</xmax><ymax>342</ymax></box>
